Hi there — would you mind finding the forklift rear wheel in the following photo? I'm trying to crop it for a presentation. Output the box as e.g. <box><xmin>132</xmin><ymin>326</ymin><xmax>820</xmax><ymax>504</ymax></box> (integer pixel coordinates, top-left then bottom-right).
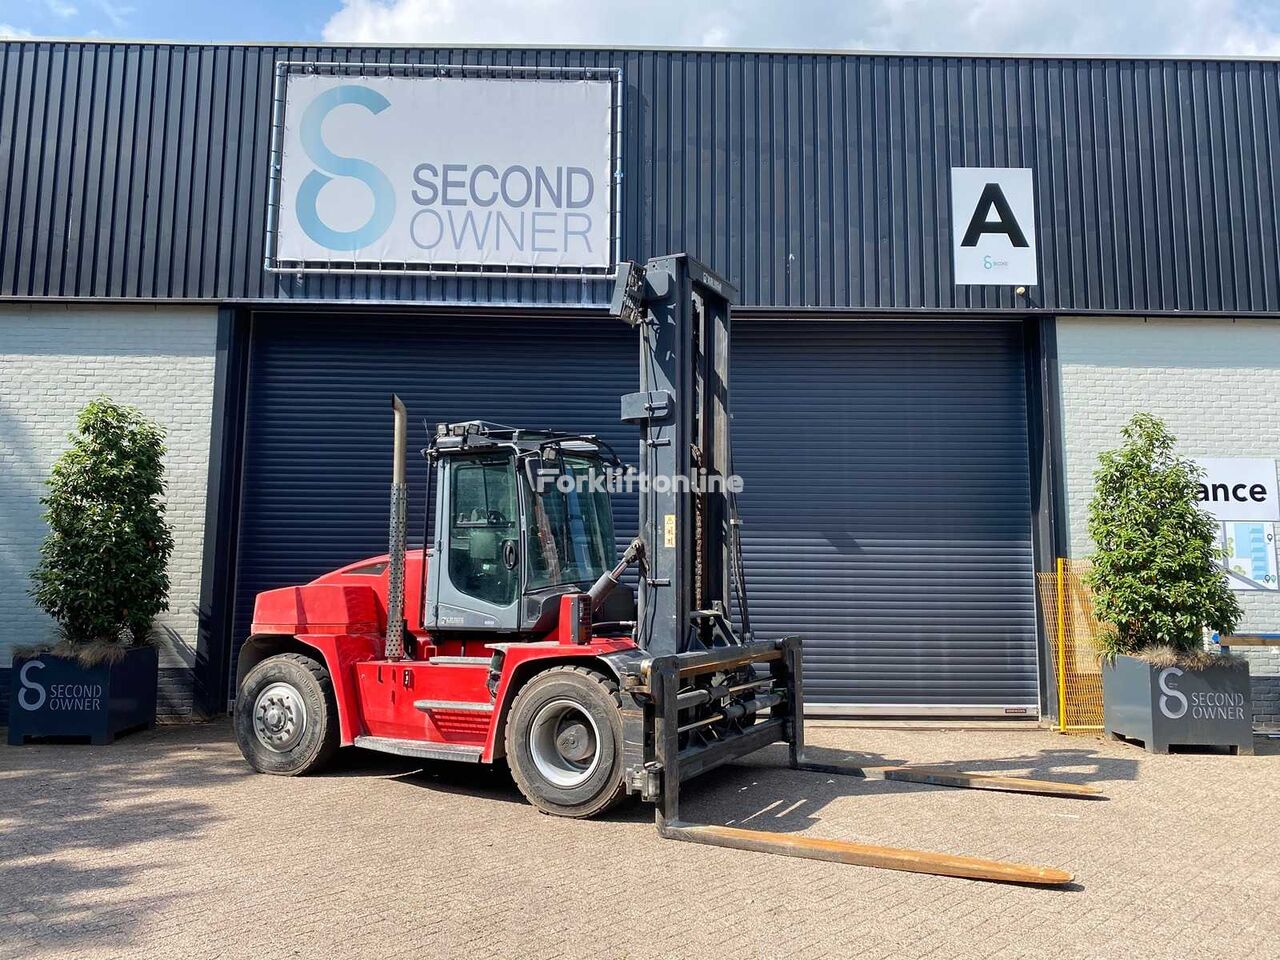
<box><xmin>505</xmin><ymin>666</ymin><xmax>626</xmax><ymax>818</ymax></box>
<box><xmin>234</xmin><ymin>652</ymin><xmax>339</xmax><ymax>776</ymax></box>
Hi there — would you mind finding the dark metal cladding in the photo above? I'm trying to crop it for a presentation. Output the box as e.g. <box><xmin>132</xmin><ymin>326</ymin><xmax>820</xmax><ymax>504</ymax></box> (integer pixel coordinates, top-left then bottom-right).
<box><xmin>3</xmin><ymin>41</ymin><xmax>1280</xmax><ymax>312</ymax></box>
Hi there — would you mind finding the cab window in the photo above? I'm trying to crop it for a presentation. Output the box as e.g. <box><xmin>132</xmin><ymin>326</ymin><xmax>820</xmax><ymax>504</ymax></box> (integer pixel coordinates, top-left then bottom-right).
<box><xmin>448</xmin><ymin>457</ymin><xmax>517</xmax><ymax>606</ymax></box>
<box><xmin>525</xmin><ymin>455</ymin><xmax>616</xmax><ymax>590</ymax></box>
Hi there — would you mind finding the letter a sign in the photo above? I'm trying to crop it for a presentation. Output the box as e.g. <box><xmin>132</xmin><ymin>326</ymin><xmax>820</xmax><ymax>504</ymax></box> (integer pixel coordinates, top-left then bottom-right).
<box><xmin>951</xmin><ymin>167</ymin><xmax>1037</xmax><ymax>286</ymax></box>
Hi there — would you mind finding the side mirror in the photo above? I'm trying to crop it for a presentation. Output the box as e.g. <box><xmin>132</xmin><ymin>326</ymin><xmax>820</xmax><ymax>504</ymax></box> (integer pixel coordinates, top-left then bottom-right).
<box><xmin>523</xmin><ymin>453</ymin><xmax>545</xmax><ymax>492</ymax></box>
<box><xmin>524</xmin><ymin>449</ymin><xmax>567</xmax><ymax>492</ymax></box>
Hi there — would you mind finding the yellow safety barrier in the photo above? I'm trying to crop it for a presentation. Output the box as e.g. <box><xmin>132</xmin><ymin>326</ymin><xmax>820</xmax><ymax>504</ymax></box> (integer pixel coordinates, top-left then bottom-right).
<box><xmin>1035</xmin><ymin>558</ymin><xmax>1105</xmax><ymax>734</ymax></box>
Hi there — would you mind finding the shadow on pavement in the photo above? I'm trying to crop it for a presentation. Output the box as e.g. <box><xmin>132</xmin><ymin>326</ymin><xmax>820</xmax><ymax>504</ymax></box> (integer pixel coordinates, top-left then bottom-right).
<box><xmin>320</xmin><ymin>738</ymin><xmax>529</xmax><ymax>806</ymax></box>
<box><xmin>327</xmin><ymin>743</ymin><xmax>656</xmax><ymax>822</ymax></box>
<box><xmin>0</xmin><ymin>722</ymin><xmax>245</xmax><ymax>954</ymax></box>
<box><xmin>655</xmin><ymin>740</ymin><xmax>1138</xmax><ymax>856</ymax></box>
<box><xmin>314</xmin><ymin>732</ymin><xmax>1143</xmax><ymax>835</ymax></box>
<box><xmin>797</xmin><ymin>741</ymin><xmax>1141</xmax><ymax>786</ymax></box>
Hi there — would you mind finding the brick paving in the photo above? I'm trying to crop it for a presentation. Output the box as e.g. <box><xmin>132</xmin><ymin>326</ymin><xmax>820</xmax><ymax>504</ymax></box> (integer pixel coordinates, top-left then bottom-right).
<box><xmin>1</xmin><ymin>722</ymin><xmax>1276</xmax><ymax>960</ymax></box>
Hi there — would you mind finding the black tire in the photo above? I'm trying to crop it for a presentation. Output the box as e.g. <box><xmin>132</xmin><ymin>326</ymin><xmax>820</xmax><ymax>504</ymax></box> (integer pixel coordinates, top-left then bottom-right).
<box><xmin>234</xmin><ymin>652</ymin><xmax>339</xmax><ymax>776</ymax></box>
<box><xmin>504</xmin><ymin>666</ymin><xmax>626</xmax><ymax>818</ymax></box>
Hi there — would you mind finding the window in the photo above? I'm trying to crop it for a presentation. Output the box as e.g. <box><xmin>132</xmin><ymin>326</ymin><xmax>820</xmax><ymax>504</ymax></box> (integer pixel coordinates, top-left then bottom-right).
<box><xmin>525</xmin><ymin>455</ymin><xmax>616</xmax><ymax>590</ymax></box>
<box><xmin>448</xmin><ymin>457</ymin><xmax>518</xmax><ymax>606</ymax></box>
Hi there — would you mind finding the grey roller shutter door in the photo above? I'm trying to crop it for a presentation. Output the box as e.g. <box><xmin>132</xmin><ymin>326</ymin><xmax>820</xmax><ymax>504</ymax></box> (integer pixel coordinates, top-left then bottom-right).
<box><xmin>731</xmin><ymin>320</ymin><xmax>1038</xmax><ymax>715</ymax></box>
<box><xmin>231</xmin><ymin>314</ymin><xmax>1037</xmax><ymax>715</ymax></box>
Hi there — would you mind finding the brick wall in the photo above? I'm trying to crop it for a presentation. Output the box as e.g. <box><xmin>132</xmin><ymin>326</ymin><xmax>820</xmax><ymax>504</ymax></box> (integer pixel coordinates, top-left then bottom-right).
<box><xmin>0</xmin><ymin>304</ymin><xmax>217</xmax><ymax>719</ymax></box>
<box><xmin>1237</xmin><ymin>645</ymin><xmax>1280</xmax><ymax>726</ymax></box>
<box><xmin>1057</xmin><ymin>317</ymin><xmax>1280</xmax><ymax>728</ymax></box>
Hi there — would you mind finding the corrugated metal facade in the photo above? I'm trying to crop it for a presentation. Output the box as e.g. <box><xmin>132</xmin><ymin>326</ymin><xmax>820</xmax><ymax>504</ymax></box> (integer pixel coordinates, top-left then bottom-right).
<box><xmin>3</xmin><ymin>40</ymin><xmax>1280</xmax><ymax>312</ymax></box>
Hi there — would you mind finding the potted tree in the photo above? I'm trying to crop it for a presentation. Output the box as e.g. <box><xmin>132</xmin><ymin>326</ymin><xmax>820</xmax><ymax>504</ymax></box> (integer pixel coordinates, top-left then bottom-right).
<box><xmin>8</xmin><ymin>398</ymin><xmax>174</xmax><ymax>745</ymax></box>
<box><xmin>1088</xmin><ymin>413</ymin><xmax>1253</xmax><ymax>755</ymax></box>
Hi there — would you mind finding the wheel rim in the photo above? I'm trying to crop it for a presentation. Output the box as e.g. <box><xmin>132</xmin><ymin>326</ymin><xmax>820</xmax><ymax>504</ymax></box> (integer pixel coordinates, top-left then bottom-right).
<box><xmin>528</xmin><ymin>698</ymin><xmax>601</xmax><ymax>788</ymax></box>
<box><xmin>252</xmin><ymin>681</ymin><xmax>308</xmax><ymax>753</ymax></box>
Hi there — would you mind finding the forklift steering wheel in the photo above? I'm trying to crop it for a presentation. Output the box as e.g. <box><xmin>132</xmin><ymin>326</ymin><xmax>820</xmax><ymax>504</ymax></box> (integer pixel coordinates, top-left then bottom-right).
<box><xmin>487</xmin><ymin>509</ymin><xmax>506</xmax><ymax>525</ymax></box>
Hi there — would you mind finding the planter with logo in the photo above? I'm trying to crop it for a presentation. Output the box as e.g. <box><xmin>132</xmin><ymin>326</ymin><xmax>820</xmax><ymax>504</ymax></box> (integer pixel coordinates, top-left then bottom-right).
<box><xmin>8</xmin><ymin>646</ymin><xmax>158</xmax><ymax>745</ymax></box>
<box><xmin>17</xmin><ymin>398</ymin><xmax>174</xmax><ymax>746</ymax></box>
<box><xmin>1086</xmin><ymin>414</ymin><xmax>1251</xmax><ymax>756</ymax></box>
<box><xmin>1102</xmin><ymin>654</ymin><xmax>1253</xmax><ymax>755</ymax></box>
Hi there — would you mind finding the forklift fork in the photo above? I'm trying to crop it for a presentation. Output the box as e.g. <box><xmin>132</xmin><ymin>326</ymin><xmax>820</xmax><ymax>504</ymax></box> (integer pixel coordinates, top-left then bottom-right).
<box><xmin>648</xmin><ymin>638</ymin><xmax>1097</xmax><ymax>887</ymax></box>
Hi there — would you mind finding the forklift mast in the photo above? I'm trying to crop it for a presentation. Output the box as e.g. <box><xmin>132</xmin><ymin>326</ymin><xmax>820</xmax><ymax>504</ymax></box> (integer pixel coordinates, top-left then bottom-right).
<box><xmin>618</xmin><ymin>255</ymin><xmax>741</xmax><ymax>657</ymax></box>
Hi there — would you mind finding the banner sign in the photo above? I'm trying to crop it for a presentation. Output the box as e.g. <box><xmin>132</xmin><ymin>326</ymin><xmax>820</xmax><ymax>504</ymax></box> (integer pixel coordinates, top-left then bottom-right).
<box><xmin>1192</xmin><ymin>457</ymin><xmax>1280</xmax><ymax>522</ymax></box>
<box><xmin>1192</xmin><ymin>457</ymin><xmax>1280</xmax><ymax>592</ymax></box>
<box><xmin>951</xmin><ymin>167</ymin><xmax>1038</xmax><ymax>286</ymax></box>
<box><xmin>269</xmin><ymin>66</ymin><xmax>618</xmax><ymax>274</ymax></box>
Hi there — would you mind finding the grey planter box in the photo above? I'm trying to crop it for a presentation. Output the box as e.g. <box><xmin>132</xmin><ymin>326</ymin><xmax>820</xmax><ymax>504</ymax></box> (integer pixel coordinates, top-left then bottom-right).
<box><xmin>1102</xmin><ymin>653</ymin><xmax>1253</xmax><ymax>755</ymax></box>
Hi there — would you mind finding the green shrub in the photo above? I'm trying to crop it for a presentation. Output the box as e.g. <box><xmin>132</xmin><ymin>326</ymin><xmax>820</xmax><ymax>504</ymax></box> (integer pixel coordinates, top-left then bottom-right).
<box><xmin>29</xmin><ymin>398</ymin><xmax>175</xmax><ymax>647</ymax></box>
<box><xmin>1086</xmin><ymin>413</ymin><xmax>1240</xmax><ymax>661</ymax></box>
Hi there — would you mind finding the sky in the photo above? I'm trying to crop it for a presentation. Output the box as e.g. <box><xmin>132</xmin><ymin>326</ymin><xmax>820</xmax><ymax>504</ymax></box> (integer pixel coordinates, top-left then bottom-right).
<box><xmin>3</xmin><ymin>0</ymin><xmax>1280</xmax><ymax>56</ymax></box>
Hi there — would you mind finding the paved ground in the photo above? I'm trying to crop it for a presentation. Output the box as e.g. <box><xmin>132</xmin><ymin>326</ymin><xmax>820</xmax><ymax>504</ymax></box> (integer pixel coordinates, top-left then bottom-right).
<box><xmin>1</xmin><ymin>723</ymin><xmax>1277</xmax><ymax>960</ymax></box>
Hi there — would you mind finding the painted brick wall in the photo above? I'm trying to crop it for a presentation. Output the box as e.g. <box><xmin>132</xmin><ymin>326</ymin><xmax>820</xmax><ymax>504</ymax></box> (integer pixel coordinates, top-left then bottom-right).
<box><xmin>1057</xmin><ymin>317</ymin><xmax>1280</xmax><ymax>727</ymax></box>
<box><xmin>0</xmin><ymin>304</ymin><xmax>216</xmax><ymax>719</ymax></box>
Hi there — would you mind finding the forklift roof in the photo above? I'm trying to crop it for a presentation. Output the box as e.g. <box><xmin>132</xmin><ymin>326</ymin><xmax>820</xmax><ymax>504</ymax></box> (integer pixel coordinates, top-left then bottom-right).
<box><xmin>427</xmin><ymin>420</ymin><xmax>610</xmax><ymax>458</ymax></box>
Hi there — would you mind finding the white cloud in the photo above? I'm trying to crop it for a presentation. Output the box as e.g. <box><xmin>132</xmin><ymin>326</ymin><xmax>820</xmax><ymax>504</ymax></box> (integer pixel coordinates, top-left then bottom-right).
<box><xmin>45</xmin><ymin>0</ymin><xmax>78</xmax><ymax>18</ymax></box>
<box><xmin>321</xmin><ymin>0</ymin><xmax>1280</xmax><ymax>57</ymax></box>
<box><xmin>321</xmin><ymin>0</ymin><xmax>742</xmax><ymax>48</ymax></box>
<box><xmin>91</xmin><ymin>0</ymin><xmax>133</xmax><ymax>30</ymax></box>
<box><xmin>0</xmin><ymin>23</ymin><xmax>34</xmax><ymax>38</ymax></box>
<box><xmin>841</xmin><ymin>0</ymin><xmax>1280</xmax><ymax>57</ymax></box>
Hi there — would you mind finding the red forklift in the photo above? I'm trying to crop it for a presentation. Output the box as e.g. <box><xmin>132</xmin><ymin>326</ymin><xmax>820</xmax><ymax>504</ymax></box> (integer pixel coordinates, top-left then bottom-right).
<box><xmin>233</xmin><ymin>254</ymin><xmax>1100</xmax><ymax>885</ymax></box>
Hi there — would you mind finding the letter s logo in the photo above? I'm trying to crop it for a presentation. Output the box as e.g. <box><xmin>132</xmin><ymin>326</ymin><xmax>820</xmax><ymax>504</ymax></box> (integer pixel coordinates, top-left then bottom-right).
<box><xmin>18</xmin><ymin>660</ymin><xmax>47</xmax><ymax>711</ymax></box>
<box><xmin>1158</xmin><ymin>666</ymin><xmax>1187</xmax><ymax>720</ymax></box>
<box><xmin>296</xmin><ymin>85</ymin><xmax>395</xmax><ymax>251</ymax></box>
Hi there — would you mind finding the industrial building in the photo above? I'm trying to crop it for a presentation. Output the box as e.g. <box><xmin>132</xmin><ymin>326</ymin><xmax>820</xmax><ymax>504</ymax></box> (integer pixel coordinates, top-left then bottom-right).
<box><xmin>1</xmin><ymin>40</ymin><xmax>1277</xmax><ymax>724</ymax></box>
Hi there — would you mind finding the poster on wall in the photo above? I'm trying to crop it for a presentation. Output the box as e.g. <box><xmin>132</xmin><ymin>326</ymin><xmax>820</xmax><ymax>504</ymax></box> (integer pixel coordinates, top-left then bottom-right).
<box><xmin>950</xmin><ymin>167</ymin><xmax>1038</xmax><ymax>286</ymax></box>
<box><xmin>1192</xmin><ymin>457</ymin><xmax>1280</xmax><ymax>591</ymax></box>
<box><xmin>1214</xmin><ymin>521</ymin><xmax>1279</xmax><ymax>591</ymax></box>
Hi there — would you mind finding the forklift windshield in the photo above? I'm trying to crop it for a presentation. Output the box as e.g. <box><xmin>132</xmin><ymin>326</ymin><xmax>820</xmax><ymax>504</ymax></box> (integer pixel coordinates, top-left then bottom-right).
<box><xmin>525</xmin><ymin>454</ymin><xmax>616</xmax><ymax>591</ymax></box>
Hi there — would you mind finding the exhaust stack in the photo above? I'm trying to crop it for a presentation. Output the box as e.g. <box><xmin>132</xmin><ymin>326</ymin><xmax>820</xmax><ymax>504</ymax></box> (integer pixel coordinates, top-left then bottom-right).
<box><xmin>385</xmin><ymin>394</ymin><xmax>408</xmax><ymax>661</ymax></box>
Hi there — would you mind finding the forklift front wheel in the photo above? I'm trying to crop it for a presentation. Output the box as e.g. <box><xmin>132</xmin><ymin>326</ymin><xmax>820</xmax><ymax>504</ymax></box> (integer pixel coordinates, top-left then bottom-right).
<box><xmin>234</xmin><ymin>652</ymin><xmax>340</xmax><ymax>776</ymax></box>
<box><xmin>505</xmin><ymin>666</ymin><xmax>626</xmax><ymax>818</ymax></box>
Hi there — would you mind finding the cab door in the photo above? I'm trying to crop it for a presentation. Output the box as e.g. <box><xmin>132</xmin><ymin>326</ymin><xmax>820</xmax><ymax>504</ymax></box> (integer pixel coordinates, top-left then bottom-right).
<box><xmin>425</xmin><ymin>454</ymin><xmax>522</xmax><ymax>631</ymax></box>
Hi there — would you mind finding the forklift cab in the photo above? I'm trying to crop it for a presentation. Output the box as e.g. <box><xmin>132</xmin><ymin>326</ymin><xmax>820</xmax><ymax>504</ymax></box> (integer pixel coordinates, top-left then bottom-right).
<box><xmin>423</xmin><ymin>421</ymin><xmax>628</xmax><ymax>634</ymax></box>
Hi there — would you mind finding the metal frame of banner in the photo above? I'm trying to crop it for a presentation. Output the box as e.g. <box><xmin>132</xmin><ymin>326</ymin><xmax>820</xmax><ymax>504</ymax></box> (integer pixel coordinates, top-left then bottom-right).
<box><xmin>263</xmin><ymin>60</ymin><xmax>624</xmax><ymax>280</ymax></box>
